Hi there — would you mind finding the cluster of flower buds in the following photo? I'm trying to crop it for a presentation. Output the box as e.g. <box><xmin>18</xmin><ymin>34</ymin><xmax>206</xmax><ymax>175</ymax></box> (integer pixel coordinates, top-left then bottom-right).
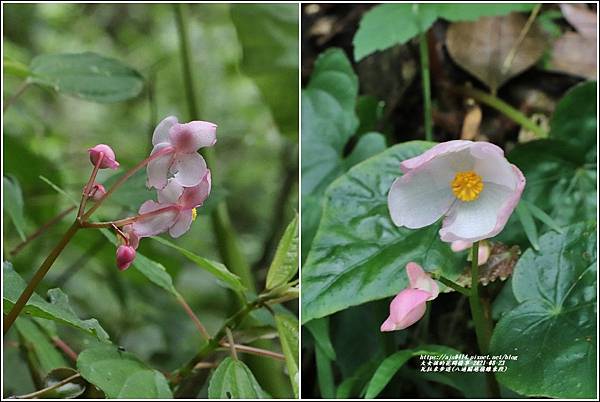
<box><xmin>86</xmin><ymin>116</ymin><xmax>217</xmax><ymax>271</ymax></box>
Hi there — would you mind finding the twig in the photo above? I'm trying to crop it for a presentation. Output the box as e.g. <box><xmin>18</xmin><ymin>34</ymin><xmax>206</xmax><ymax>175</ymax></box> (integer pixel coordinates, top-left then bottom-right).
<box><xmin>501</xmin><ymin>4</ymin><xmax>542</xmax><ymax>75</ymax></box>
<box><xmin>218</xmin><ymin>343</ymin><xmax>285</xmax><ymax>361</ymax></box>
<box><xmin>78</xmin><ymin>153</ymin><xmax>104</xmax><ymax>218</ymax></box>
<box><xmin>225</xmin><ymin>327</ymin><xmax>238</xmax><ymax>360</ymax></box>
<box><xmin>10</xmin><ymin>206</ymin><xmax>76</xmax><ymax>257</ymax></box>
<box><xmin>13</xmin><ymin>373</ymin><xmax>81</xmax><ymax>399</ymax></box>
<box><xmin>176</xmin><ymin>294</ymin><xmax>210</xmax><ymax>341</ymax></box>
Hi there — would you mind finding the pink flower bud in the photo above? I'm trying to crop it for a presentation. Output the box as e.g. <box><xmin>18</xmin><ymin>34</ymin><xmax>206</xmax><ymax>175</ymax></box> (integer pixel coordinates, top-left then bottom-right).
<box><xmin>116</xmin><ymin>245</ymin><xmax>136</xmax><ymax>271</ymax></box>
<box><xmin>88</xmin><ymin>144</ymin><xmax>120</xmax><ymax>169</ymax></box>
<box><xmin>89</xmin><ymin>183</ymin><xmax>106</xmax><ymax>201</ymax></box>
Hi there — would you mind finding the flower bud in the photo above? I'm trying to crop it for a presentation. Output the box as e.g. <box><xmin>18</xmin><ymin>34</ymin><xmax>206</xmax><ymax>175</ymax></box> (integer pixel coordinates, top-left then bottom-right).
<box><xmin>89</xmin><ymin>183</ymin><xmax>106</xmax><ymax>201</ymax></box>
<box><xmin>88</xmin><ymin>144</ymin><xmax>119</xmax><ymax>169</ymax></box>
<box><xmin>116</xmin><ymin>245</ymin><xmax>136</xmax><ymax>271</ymax></box>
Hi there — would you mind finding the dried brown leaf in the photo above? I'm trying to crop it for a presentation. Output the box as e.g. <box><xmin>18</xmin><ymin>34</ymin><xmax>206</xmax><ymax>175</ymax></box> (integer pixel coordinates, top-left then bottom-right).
<box><xmin>446</xmin><ymin>13</ymin><xmax>547</xmax><ymax>93</ymax></box>
<box><xmin>560</xmin><ymin>3</ymin><xmax>597</xmax><ymax>38</ymax></box>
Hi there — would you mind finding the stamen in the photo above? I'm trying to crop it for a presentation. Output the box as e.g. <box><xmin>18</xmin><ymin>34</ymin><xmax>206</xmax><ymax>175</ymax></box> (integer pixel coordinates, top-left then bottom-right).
<box><xmin>191</xmin><ymin>208</ymin><xmax>197</xmax><ymax>222</ymax></box>
<box><xmin>451</xmin><ymin>171</ymin><xmax>484</xmax><ymax>202</ymax></box>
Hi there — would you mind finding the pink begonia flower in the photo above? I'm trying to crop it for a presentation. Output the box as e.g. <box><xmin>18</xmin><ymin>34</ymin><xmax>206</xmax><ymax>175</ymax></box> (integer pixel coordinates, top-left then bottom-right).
<box><xmin>147</xmin><ymin>116</ymin><xmax>217</xmax><ymax>190</ymax></box>
<box><xmin>88</xmin><ymin>144</ymin><xmax>119</xmax><ymax>169</ymax></box>
<box><xmin>388</xmin><ymin>140</ymin><xmax>525</xmax><ymax>243</ymax></box>
<box><xmin>133</xmin><ymin>171</ymin><xmax>211</xmax><ymax>239</ymax></box>
<box><xmin>451</xmin><ymin>240</ymin><xmax>491</xmax><ymax>265</ymax></box>
<box><xmin>116</xmin><ymin>245</ymin><xmax>136</xmax><ymax>271</ymax></box>
<box><xmin>381</xmin><ymin>262</ymin><xmax>439</xmax><ymax>332</ymax></box>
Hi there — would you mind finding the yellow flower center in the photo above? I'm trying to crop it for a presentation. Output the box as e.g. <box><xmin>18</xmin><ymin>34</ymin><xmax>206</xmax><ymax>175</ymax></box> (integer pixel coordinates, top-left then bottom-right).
<box><xmin>191</xmin><ymin>208</ymin><xmax>197</xmax><ymax>221</ymax></box>
<box><xmin>451</xmin><ymin>171</ymin><xmax>484</xmax><ymax>202</ymax></box>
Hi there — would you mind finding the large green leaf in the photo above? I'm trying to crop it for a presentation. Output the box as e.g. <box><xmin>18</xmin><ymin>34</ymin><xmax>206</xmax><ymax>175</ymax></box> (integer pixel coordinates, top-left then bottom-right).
<box><xmin>14</xmin><ymin>317</ymin><xmax>68</xmax><ymax>378</ymax></box>
<box><xmin>77</xmin><ymin>345</ymin><xmax>172</xmax><ymax>398</ymax></box>
<box><xmin>266</xmin><ymin>215</ymin><xmax>299</xmax><ymax>290</ymax></box>
<box><xmin>365</xmin><ymin>345</ymin><xmax>464</xmax><ymax>398</ymax></box>
<box><xmin>230</xmin><ymin>4</ymin><xmax>298</xmax><ymax>140</ymax></box>
<box><xmin>275</xmin><ymin>314</ymin><xmax>299</xmax><ymax>398</ymax></box>
<box><xmin>301</xmin><ymin>48</ymin><xmax>386</xmax><ymax>258</ymax></box>
<box><xmin>29</xmin><ymin>52</ymin><xmax>144</xmax><ymax>103</ymax></box>
<box><xmin>490</xmin><ymin>221</ymin><xmax>597</xmax><ymax>398</ymax></box>
<box><xmin>208</xmin><ymin>357</ymin><xmax>269</xmax><ymax>399</ymax></box>
<box><xmin>353</xmin><ymin>3</ymin><xmax>536</xmax><ymax>60</ymax></box>
<box><xmin>3</xmin><ymin>262</ymin><xmax>109</xmax><ymax>341</ymax></box>
<box><xmin>100</xmin><ymin>229</ymin><xmax>178</xmax><ymax>296</ymax></box>
<box><xmin>301</xmin><ymin>142</ymin><xmax>463</xmax><ymax>323</ymax></box>
<box><xmin>151</xmin><ymin>236</ymin><xmax>245</xmax><ymax>293</ymax></box>
<box><xmin>549</xmin><ymin>81</ymin><xmax>597</xmax><ymax>160</ymax></box>
<box><xmin>4</xmin><ymin>175</ymin><xmax>27</xmax><ymax>241</ymax></box>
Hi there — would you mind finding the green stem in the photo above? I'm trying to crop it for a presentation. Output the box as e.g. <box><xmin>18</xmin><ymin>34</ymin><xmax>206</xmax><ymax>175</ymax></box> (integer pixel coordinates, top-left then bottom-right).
<box><xmin>419</xmin><ymin>29</ymin><xmax>433</xmax><ymax>141</ymax></box>
<box><xmin>450</xmin><ymin>85</ymin><xmax>549</xmax><ymax>138</ymax></box>
<box><xmin>4</xmin><ymin>221</ymin><xmax>80</xmax><ymax>333</ymax></box>
<box><xmin>436</xmin><ymin>275</ymin><xmax>470</xmax><ymax>296</ymax></box>
<box><xmin>173</xmin><ymin>3</ymin><xmax>254</xmax><ymax>293</ymax></box>
<box><xmin>468</xmin><ymin>241</ymin><xmax>500</xmax><ymax>398</ymax></box>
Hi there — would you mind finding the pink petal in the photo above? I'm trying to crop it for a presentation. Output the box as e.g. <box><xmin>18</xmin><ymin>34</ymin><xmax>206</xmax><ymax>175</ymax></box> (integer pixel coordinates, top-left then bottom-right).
<box><xmin>381</xmin><ymin>289</ymin><xmax>431</xmax><ymax>332</ymax></box>
<box><xmin>169</xmin><ymin>121</ymin><xmax>217</xmax><ymax>153</ymax></box>
<box><xmin>489</xmin><ymin>165</ymin><xmax>526</xmax><ymax>238</ymax></box>
<box><xmin>132</xmin><ymin>200</ymin><xmax>178</xmax><ymax>237</ymax></box>
<box><xmin>158</xmin><ymin>180</ymin><xmax>184</xmax><ymax>205</ymax></box>
<box><xmin>173</xmin><ymin>152</ymin><xmax>208</xmax><ymax>188</ymax></box>
<box><xmin>146</xmin><ymin>143</ymin><xmax>175</xmax><ymax>190</ymax></box>
<box><xmin>406</xmin><ymin>262</ymin><xmax>439</xmax><ymax>300</ymax></box>
<box><xmin>471</xmin><ymin>142</ymin><xmax>518</xmax><ymax>190</ymax></box>
<box><xmin>450</xmin><ymin>240</ymin><xmax>473</xmax><ymax>252</ymax></box>
<box><xmin>399</xmin><ymin>140</ymin><xmax>473</xmax><ymax>173</ymax></box>
<box><xmin>478</xmin><ymin>242</ymin><xmax>491</xmax><ymax>265</ymax></box>
<box><xmin>122</xmin><ymin>225</ymin><xmax>140</xmax><ymax>249</ymax></box>
<box><xmin>180</xmin><ymin>170</ymin><xmax>211</xmax><ymax>209</ymax></box>
<box><xmin>88</xmin><ymin>144</ymin><xmax>119</xmax><ymax>169</ymax></box>
<box><xmin>152</xmin><ymin>116</ymin><xmax>178</xmax><ymax>146</ymax></box>
<box><xmin>169</xmin><ymin>209</ymin><xmax>194</xmax><ymax>238</ymax></box>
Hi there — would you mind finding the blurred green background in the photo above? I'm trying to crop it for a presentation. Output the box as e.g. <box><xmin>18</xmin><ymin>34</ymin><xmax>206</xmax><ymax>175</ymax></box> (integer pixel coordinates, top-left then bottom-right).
<box><xmin>3</xmin><ymin>3</ymin><xmax>298</xmax><ymax>397</ymax></box>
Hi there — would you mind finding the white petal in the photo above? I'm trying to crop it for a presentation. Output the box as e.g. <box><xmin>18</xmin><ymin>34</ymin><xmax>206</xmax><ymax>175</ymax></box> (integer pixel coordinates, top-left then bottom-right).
<box><xmin>152</xmin><ymin>116</ymin><xmax>178</xmax><ymax>146</ymax></box>
<box><xmin>158</xmin><ymin>180</ymin><xmax>184</xmax><ymax>204</ymax></box>
<box><xmin>439</xmin><ymin>182</ymin><xmax>512</xmax><ymax>242</ymax></box>
<box><xmin>169</xmin><ymin>209</ymin><xmax>194</xmax><ymax>238</ymax></box>
<box><xmin>471</xmin><ymin>142</ymin><xmax>517</xmax><ymax>189</ymax></box>
<box><xmin>173</xmin><ymin>152</ymin><xmax>208</xmax><ymax>187</ymax></box>
<box><xmin>388</xmin><ymin>154</ymin><xmax>459</xmax><ymax>228</ymax></box>
<box><xmin>146</xmin><ymin>143</ymin><xmax>175</xmax><ymax>189</ymax></box>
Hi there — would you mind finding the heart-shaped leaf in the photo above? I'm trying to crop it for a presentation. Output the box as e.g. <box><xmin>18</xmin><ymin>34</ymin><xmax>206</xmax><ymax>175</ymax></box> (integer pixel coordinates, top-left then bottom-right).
<box><xmin>490</xmin><ymin>221</ymin><xmax>597</xmax><ymax>398</ymax></box>
<box><xmin>3</xmin><ymin>262</ymin><xmax>109</xmax><ymax>341</ymax></box>
<box><xmin>208</xmin><ymin>357</ymin><xmax>269</xmax><ymax>399</ymax></box>
<box><xmin>29</xmin><ymin>52</ymin><xmax>144</xmax><ymax>103</ymax></box>
<box><xmin>301</xmin><ymin>48</ymin><xmax>386</xmax><ymax>258</ymax></box>
<box><xmin>301</xmin><ymin>141</ymin><xmax>464</xmax><ymax>323</ymax></box>
<box><xmin>77</xmin><ymin>345</ymin><xmax>172</xmax><ymax>398</ymax></box>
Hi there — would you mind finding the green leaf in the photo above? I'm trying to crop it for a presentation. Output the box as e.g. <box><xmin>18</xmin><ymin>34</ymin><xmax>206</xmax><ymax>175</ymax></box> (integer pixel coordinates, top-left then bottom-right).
<box><xmin>314</xmin><ymin>341</ymin><xmax>336</xmax><ymax>399</ymax></box>
<box><xmin>230</xmin><ymin>4</ymin><xmax>298</xmax><ymax>140</ymax></box>
<box><xmin>301</xmin><ymin>142</ymin><xmax>463</xmax><ymax>323</ymax></box>
<box><xmin>516</xmin><ymin>202</ymin><xmax>539</xmax><ymax>250</ymax></box>
<box><xmin>365</xmin><ymin>345</ymin><xmax>464</xmax><ymax>398</ymax></box>
<box><xmin>550</xmin><ymin>81</ymin><xmax>597</xmax><ymax>159</ymax></box>
<box><xmin>14</xmin><ymin>317</ymin><xmax>68</xmax><ymax>377</ymax></box>
<box><xmin>305</xmin><ymin>318</ymin><xmax>336</xmax><ymax>360</ymax></box>
<box><xmin>266</xmin><ymin>215</ymin><xmax>299</xmax><ymax>289</ymax></box>
<box><xmin>151</xmin><ymin>235</ymin><xmax>245</xmax><ymax>293</ymax></box>
<box><xmin>39</xmin><ymin>175</ymin><xmax>78</xmax><ymax>207</ymax></box>
<box><xmin>301</xmin><ymin>48</ymin><xmax>386</xmax><ymax>258</ymax></box>
<box><xmin>521</xmin><ymin>199</ymin><xmax>563</xmax><ymax>234</ymax></box>
<box><xmin>490</xmin><ymin>221</ymin><xmax>597</xmax><ymax>398</ymax></box>
<box><xmin>4</xmin><ymin>57</ymin><xmax>30</xmax><ymax>78</ymax></box>
<box><xmin>353</xmin><ymin>3</ymin><xmax>535</xmax><ymax>60</ymax></box>
<box><xmin>3</xmin><ymin>262</ymin><xmax>109</xmax><ymax>341</ymax></box>
<box><xmin>77</xmin><ymin>345</ymin><xmax>172</xmax><ymax>398</ymax></box>
<box><xmin>100</xmin><ymin>229</ymin><xmax>178</xmax><ymax>296</ymax></box>
<box><xmin>208</xmin><ymin>357</ymin><xmax>269</xmax><ymax>399</ymax></box>
<box><xmin>275</xmin><ymin>314</ymin><xmax>299</xmax><ymax>398</ymax></box>
<box><xmin>29</xmin><ymin>52</ymin><xmax>144</xmax><ymax>103</ymax></box>
<box><xmin>4</xmin><ymin>175</ymin><xmax>27</xmax><ymax>241</ymax></box>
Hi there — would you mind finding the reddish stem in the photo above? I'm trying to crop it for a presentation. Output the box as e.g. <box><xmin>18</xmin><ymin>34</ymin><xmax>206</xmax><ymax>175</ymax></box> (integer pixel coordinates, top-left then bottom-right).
<box><xmin>78</xmin><ymin>153</ymin><xmax>104</xmax><ymax>219</ymax></box>
<box><xmin>176</xmin><ymin>294</ymin><xmax>210</xmax><ymax>341</ymax></box>
<box><xmin>52</xmin><ymin>336</ymin><xmax>78</xmax><ymax>362</ymax></box>
<box><xmin>80</xmin><ymin>205</ymin><xmax>180</xmax><ymax>229</ymax></box>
